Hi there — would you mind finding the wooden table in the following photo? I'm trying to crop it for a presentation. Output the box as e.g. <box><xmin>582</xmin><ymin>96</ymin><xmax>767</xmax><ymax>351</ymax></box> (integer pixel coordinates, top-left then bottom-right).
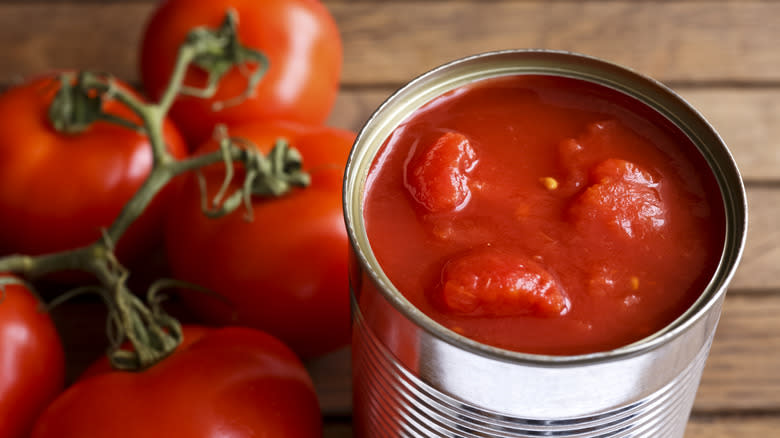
<box><xmin>1</xmin><ymin>1</ymin><xmax>778</xmax><ymax>436</ymax></box>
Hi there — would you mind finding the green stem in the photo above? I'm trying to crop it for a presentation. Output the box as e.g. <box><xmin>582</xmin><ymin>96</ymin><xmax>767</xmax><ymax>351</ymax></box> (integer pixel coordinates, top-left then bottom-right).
<box><xmin>0</xmin><ymin>247</ymin><xmax>95</xmax><ymax>279</ymax></box>
<box><xmin>158</xmin><ymin>45</ymin><xmax>198</xmax><ymax>114</ymax></box>
<box><xmin>0</xmin><ymin>9</ymin><xmax>279</xmax><ymax>372</ymax></box>
<box><xmin>78</xmin><ymin>74</ymin><xmax>174</xmax><ymax>166</ymax></box>
<box><xmin>170</xmin><ymin>148</ymin><xmax>244</xmax><ymax>175</ymax></box>
<box><xmin>104</xmin><ymin>166</ymin><xmax>174</xmax><ymax>246</ymax></box>
<box><xmin>88</xmin><ymin>255</ymin><xmax>182</xmax><ymax>371</ymax></box>
<box><xmin>98</xmin><ymin>114</ymin><xmax>145</xmax><ymax>134</ymax></box>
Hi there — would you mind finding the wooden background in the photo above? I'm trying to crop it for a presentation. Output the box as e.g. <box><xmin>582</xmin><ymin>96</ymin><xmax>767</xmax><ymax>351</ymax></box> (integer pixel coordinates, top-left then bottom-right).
<box><xmin>1</xmin><ymin>0</ymin><xmax>778</xmax><ymax>436</ymax></box>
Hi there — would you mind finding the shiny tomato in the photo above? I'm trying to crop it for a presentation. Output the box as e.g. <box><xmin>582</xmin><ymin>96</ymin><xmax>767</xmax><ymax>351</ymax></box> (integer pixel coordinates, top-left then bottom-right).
<box><xmin>165</xmin><ymin>121</ymin><xmax>354</xmax><ymax>358</ymax></box>
<box><xmin>79</xmin><ymin>325</ymin><xmax>211</xmax><ymax>379</ymax></box>
<box><xmin>32</xmin><ymin>327</ymin><xmax>322</xmax><ymax>438</ymax></box>
<box><xmin>0</xmin><ymin>75</ymin><xmax>187</xmax><ymax>262</ymax></box>
<box><xmin>140</xmin><ymin>0</ymin><xmax>343</xmax><ymax>145</ymax></box>
<box><xmin>0</xmin><ymin>275</ymin><xmax>65</xmax><ymax>438</ymax></box>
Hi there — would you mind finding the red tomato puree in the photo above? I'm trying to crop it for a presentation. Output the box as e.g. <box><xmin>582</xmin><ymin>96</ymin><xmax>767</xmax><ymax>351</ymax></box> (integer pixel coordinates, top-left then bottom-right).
<box><xmin>363</xmin><ymin>75</ymin><xmax>725</xmax><ymax>355</ymax></box>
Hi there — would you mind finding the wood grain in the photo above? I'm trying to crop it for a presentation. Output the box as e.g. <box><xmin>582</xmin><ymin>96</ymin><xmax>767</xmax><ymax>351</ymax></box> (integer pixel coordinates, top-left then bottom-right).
<box><xmin>681</xmin><ymin>89</ymin><xmax>780</xmax><ymax>182</ymax></box>
<box><xmin>327</xmin><ymin>87</ymin><xmax>780</xmax><ymax>182</ymax></box>
<box><xmin>696</xmin><ymin>294</ymin><xmax>780</xmax><ymax>412</ymax></box>
<box><xmin>335</xmin><ymin>1</ymin><xmax>780</xmax><ymax>85</ymax></box>
<box><xmin>52</xmin><ymin>291</ymin><xmax>780</xmax><ymax>416</ymax></box>
<box><xmin>1</xmin><ymin>2</ymin><xmax>780</xmax><ymax>86</ymax></box>
<box><xmin>734</xmin><ymin>188</ymin><xmax>780</xmax><ymax>291</ymax></box>
<box><xmin>686</xmin><ymin>416</ymin><xmax>780</xmax><ymax>438</ymax></box>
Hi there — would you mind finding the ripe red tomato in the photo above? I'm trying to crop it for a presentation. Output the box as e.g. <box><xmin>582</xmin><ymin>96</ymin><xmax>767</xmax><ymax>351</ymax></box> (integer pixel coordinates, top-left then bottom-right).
<box><xmin>140</xmin><ymin>0</ymin><xmax>343</xmax><ymax>145</ymax></box>
<box><xmin>0</xmin><ymin>275</ymin><xmax>65</xmax><ymax>438</ymax></box>
<box><xmin>31</xmin><ymin>326</ymin><xmax>322</xmax><ymax>438</ymax></box>
<box><xmin>165</xmin><ymin>121</ymin><xmax>354</xmax><ymax>358</ymax></box>
<box><xmin>0</xmin><ymin>75</ymin><xmax>187</xmax><ymax>262</ymax></box>
<box><xmin>79</xmin><ymin>325</ymin><xmax>211</xmax><ymax>379</ymax></box>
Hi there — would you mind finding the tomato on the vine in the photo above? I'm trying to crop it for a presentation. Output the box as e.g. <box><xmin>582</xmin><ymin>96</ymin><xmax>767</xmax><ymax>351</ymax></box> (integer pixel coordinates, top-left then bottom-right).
<box><xmin>165</xmin><ymin>121</ymin><xmax>354</xmax><ymax>358</ymax></box>
<box><xmin>0</xmin><ymin>75</ymin><xmax>187</xmax><ymax>262</ymax></box>
<box><xmin>140</xmin><ymin>0</ymin><xmax>343</xmax><ymax>145</ymax></box>
<box><xmin>0</xmin><ymin>275</ymin><xmax>65</xmax><ymax>438</ymax></box>
<box><xmin>32</xmin><ymin>326</ymin><xmax>322</xmax><ymax>438</ymax></box>
<box><xmin>79</xmin><ymin>325</ymin><xmax>212</xmax><ymax>379</ymax></box>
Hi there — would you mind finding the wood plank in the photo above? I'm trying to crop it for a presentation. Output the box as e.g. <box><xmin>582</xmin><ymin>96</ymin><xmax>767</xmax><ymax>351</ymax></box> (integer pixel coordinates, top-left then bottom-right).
<box><xmin>686</xmin><ymin>416</ymin><xmax>780</xmax><ymax>438</ymax></box>
<box><xmin>327</xmin><ymin>87</ymin><xmax>780</xmax><ymax>182</ymax></box>
<box><xmin>1</xmin><ymin>2</ymin><xmax>780</xmax><ymax>85</ymax></box>
<box><xmin>3</xmin><ymin>84</ymin><xmax>777</xmax><ymax>182</ymax></box>
<box><xmin>696</xmin><ymin>293</ymin><xmax>780</xmax><ymax>412</ymax></box>
<box><xmin>733</xmin><ymin>188</ymin><xmax>780</xmax><ymax>291</ymax></box>
<box><xmin>336</xmin><ymin>1</ymin><xmax>780</xmax><ymax>84</ymax></box>
<box><xmin>0</xmin><ymin>4</ymin><xmax>146</xmax><ymax>86</ymax></box>
<box><xmin>52</xmin><ymin>291</ymin><xmax>780</xmax><ymax>415</ymax></box>
<box><xmin>681</xmin><ymin>89</ymin><xmax>780</xmax><ymax>182</ymax></box>
<box><xmin>3</xmin><ymin>7</ymin><xmax>780</xmax><ymax>182</ymax></box>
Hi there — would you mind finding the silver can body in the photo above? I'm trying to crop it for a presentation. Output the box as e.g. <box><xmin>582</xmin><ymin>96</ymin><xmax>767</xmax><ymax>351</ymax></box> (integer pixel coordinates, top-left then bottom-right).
<box><xmin>343</xmin><ymin>50</ymin><xmax>748</xmax><ymax>437</ymax></box>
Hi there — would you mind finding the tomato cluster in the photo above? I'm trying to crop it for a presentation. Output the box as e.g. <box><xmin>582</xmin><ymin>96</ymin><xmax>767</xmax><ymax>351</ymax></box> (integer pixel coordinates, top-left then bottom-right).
<box><xmin>0</xmin><ymin>1</ymin><xmax>352</xmax><ymax>437</ymax></box>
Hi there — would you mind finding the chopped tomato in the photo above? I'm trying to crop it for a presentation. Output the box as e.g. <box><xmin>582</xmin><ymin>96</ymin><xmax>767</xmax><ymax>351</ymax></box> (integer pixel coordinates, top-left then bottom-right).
<box><xmin>570</xmin><ymin>159</ymin><xmax>665</xmax><ymax>240</ymax></box>
<box><xmin>405</xmin><ymin>132</ymin><xmax>477</xmax><ymax>213</ymax></box>
<box><xmin>439</xmin><ymin>248</ymin><xmax>569</xmax><ymax>317</ymax></box>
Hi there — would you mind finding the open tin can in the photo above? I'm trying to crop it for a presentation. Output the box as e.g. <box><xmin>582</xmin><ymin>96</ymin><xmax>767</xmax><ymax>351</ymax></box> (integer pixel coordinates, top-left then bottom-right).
<box><xmin>343</xmin><ymin>50</ymin><xmax>747</xmax><ymax>437</ymax></box>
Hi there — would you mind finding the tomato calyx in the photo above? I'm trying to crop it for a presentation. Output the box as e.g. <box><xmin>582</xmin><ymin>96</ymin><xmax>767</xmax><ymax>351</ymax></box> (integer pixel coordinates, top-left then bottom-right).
<box><xmin>47</xmin><ymin>73</ymin><xmax>102</xmax><ymax>134</ymax></box>
<box><xmin>179</xmin><ymin>9</ymin><xmax>270</xmax><ymax>112</ymax></box>
<box><xmin>106</xmin><ymin>287</ymin><xmax>182</xmax><ymax>372</ymax></box>
<box><xmin>48</xmin><ymin>72</ymin><xmax>145</xmax><ymax>135</ymax></box>
<box><xmin>199</xmin><ymin>126</ymin><xmax>311</xmax><ymax>220</ymax></box>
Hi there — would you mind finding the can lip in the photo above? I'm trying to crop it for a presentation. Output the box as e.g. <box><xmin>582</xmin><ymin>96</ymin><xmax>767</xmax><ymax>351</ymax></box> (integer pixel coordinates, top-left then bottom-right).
<box><xmin>343</xmin><ymin>49</ymin><xmax>749</xmax><ymax>366</ymax></box>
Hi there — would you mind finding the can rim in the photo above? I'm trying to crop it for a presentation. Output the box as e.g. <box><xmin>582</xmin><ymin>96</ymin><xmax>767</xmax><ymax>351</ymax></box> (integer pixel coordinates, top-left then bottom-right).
<box><xmin>343</xmin><ymin>49</ymin><xmax>748</xmax><ymax>366</ymax></box>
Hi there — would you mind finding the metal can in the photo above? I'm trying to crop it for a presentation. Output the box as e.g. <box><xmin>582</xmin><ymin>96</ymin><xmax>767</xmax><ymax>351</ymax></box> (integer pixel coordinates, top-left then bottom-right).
<box><xmin>343</xmin><ymin>50</ymin><xmax>747</xmax><ymax>437</ymax></box>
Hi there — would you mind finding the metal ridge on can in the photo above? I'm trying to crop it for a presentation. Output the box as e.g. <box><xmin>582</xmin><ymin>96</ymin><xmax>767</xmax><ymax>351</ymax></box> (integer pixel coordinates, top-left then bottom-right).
<box><xmin>343</xmin><ymin>50</ymin><xmax>748</xmax><ymax>437</ymax></box>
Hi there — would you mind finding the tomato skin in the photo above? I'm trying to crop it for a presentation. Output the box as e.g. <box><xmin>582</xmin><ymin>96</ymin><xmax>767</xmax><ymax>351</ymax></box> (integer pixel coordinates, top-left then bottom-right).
<box><xmin>0</xmin><ymin>75</ymin><xmax>187</xmax><ymax>262</ymax></box>
<box><xmin>569</xmin><ymin>158</ymin><xmax>665</xmax><ymax>241</ymax></box>
<box><xmin>405</xmin><ymin>132</ymin><xmax>478</xmax><ymax>213</ymax></box>
<box><xmin>439</xmin><ymin>248</ymin><xmax>569</xmax><ymax>317</ymax></box>
<box><xmin>80</xmin><ymin>325</ymin><xmax>211</xmax><ymax>379</ymax></box>
<box><xmin>0</xmin><ymin>275</ymin><xmax>65</xmax><ymax>438</ymax></box>
<box><xmin>140</xmin><ymin>0</ymin><xmax>343</xmax><ymax>146</ymax></box>
<box><xmin>31</xmin><ymin>326</ymin><xmax>322</xmax><ymax>438</ymax></box>
<box><xmin>165</xmin><ymin>121</ymin><xmax>354</xmax><ymax>359</ymax></box>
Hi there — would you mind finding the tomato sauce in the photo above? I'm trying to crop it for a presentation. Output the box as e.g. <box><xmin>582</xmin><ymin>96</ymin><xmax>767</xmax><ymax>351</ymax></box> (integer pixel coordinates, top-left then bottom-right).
<box><xmin>363</xmin><ymin>75</ymin><xmax>725</xmax><ymax>355</ymax></box>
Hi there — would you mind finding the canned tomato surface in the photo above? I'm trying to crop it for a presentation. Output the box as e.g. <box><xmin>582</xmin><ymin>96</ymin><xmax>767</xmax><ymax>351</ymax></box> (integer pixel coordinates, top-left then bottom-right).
<box><xmin>343</xmin><ymin>50</ymin><xmax>747</xmax><ymax>437</ymax></box>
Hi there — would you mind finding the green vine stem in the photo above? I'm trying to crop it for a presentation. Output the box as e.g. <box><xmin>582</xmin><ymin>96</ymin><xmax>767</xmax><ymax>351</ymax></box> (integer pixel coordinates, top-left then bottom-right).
<box><xmin>0</xmin><ymin>10</ymin><xmax>300</xmax><ymax>371</ymax></box>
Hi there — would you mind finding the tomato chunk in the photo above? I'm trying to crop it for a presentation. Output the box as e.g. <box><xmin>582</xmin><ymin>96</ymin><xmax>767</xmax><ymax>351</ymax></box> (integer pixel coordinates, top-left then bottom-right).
<box><xmin>558</xmin><ymin>120</ymin><xmax>621</xmax><ymax>191</ymax></box>
<box><xmin>439</xmin><ymin>248</ymin><xmax>569</xmax><ymax>317</ymax></box>
<box><xmin>405</xmin><ymin>132</ymin><xmax>477</xmax><ymax>212</ymax></box>
<box><xmin>570</xmin><ymin>159</ymin><xmax>666</xmax><ymax>240</ymax></box>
